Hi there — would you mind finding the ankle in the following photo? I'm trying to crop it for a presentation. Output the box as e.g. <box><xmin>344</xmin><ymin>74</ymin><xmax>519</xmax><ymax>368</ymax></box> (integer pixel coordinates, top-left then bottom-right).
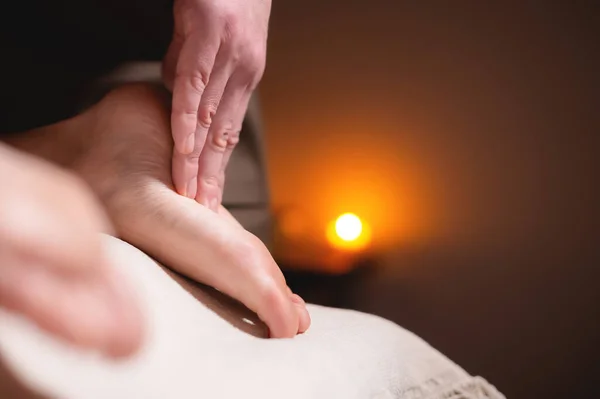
<box><xmin>1</xmin><ymin>112</ymin><xmax>92</xmax><ymax>169</ymax></box>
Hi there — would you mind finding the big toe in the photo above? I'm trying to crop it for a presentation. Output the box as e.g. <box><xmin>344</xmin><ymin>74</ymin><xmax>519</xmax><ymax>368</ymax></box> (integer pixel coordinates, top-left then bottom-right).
<box><xmin>255</xmin><ymin>281</ymin><xmax>301</xmax><ymax>339</ymax></box>
<box><xmin>255</xmin><ymin>283</ymin><xmax>312</xmax><ymax>338</ymax></box>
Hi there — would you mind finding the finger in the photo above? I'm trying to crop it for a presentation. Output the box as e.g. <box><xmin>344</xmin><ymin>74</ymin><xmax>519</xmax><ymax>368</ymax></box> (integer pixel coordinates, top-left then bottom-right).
<box><xmin>216</xmin><ymin>90</ymin><xmax>252</xmax><ymax>203</ymax></box>
<box><xmin>0</xmin><ymin>254</ymin><xmax>143</xmax><ymax>358</ymax></box>
<box><xmin>0</xmin><ymin>171</ymin><xmax>108</xmax><ymax>274</ymax></box>
<box><xmin>195</xmin><ymin>75</ymin><xmax>246</xmax><ymax>210</ymax></box>
<box><xmin>172</xmin><ymin>49</ymin><xmax>233</xmax><ymax>198</ymax></box>
<box><xmin>172</xmin><ymin>145</ymin><xmax>200</xmax><ymax>198</ymax></box>
<box><xmin>0</xmin><ymin>144</ymin><xmax>143</xmax><ymax>356</ymax></box>
<box><xmin>171</xmin><ymin>33</ymin><xmax>219</xmax><ymax>156</ymax></box>
<box><xmin>173</xmin><ymin>51</ymin><xmax>233</xmax><ymax>198</ymax></box>
<box><xmin>162</xmin><ymin>32</ymin><xmax>184</xmax><ymax>92</ymax></box>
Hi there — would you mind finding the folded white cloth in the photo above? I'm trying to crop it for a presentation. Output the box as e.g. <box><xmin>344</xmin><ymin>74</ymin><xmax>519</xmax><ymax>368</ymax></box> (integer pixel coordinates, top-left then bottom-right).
<box><xmin>0</xmin><ymin>236</ymin><xmax>504</xmax><ymax>398</ymax></box>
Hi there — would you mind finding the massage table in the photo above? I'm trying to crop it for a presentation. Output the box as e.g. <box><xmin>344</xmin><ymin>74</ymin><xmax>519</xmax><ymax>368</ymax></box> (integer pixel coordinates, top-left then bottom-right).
<box><xmin>0</xmin><ymin>235</ymin><xmax>504</xmax><ymax>399</ymax></box>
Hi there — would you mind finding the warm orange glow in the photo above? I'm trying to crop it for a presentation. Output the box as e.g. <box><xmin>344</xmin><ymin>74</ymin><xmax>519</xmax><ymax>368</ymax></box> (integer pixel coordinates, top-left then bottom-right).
<box><xmin>327</xmin><ymin>213</ymin><xmax>371</xmax><ymax>250</ymax></box>
<box><xmin>335</xmin><ymin>213</ymin><xmax>362</xmax><ymax>241</ymax></box>
<box><xmin>268</xmin><ymin>117</ymin><xmax>437</xmax><ymax>257</ymax></box>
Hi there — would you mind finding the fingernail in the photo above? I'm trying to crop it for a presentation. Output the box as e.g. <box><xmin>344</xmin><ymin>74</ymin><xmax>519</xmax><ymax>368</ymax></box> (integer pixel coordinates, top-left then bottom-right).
<box><xmin>183</xmin><ymin>133</ymin><xmax>194</xmax><ymax>154</ymax></box>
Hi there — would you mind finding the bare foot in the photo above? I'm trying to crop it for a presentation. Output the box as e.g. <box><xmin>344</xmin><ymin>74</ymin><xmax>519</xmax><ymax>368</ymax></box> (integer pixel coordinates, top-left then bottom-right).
<box><xmin>48</xmin><ymin>84</ymin><xmax>309</xmax><ymax>338</ymax></box>
<box><xmin>0</xmin><ymin>143</ymin><xmax>143</xmax><ymax>357</ymax></box>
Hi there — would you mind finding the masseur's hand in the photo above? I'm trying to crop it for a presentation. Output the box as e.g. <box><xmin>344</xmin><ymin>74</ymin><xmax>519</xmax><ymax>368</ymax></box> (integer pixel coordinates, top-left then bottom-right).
<box><xmin>163</xmin><ymin>0</ymin><xmax>271</xmax><ymax>209</ymax></box>
<box><xmin>0</xmin><ymin>144</ymin><xmax>143</xmax><ymax>357</ymax></box>
<box><xmin>71</xmin><ymin>85</ymin><xmax>310</xmax><ymax>338</ymax></box>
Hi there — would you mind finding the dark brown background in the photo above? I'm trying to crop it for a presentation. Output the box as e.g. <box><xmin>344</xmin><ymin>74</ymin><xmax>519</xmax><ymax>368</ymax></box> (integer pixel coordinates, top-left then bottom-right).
<box><xmin>264</xmin><ymin>2</ymin><xmax>599</xmax><ymax>399</ymax></box>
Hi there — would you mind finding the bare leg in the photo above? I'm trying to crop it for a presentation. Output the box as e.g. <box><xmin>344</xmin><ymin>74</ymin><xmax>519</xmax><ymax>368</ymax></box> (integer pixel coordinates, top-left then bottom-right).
<box><xmin>10</xmin><ymin>84</ymin><xmax>310</xmax><ymax>337</ymax></box>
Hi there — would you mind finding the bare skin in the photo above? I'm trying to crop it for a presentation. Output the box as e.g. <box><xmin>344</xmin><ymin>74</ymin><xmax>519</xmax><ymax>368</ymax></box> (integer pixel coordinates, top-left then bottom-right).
<box><xmin>9</xmin><ymin>84</ymin><xmax>310</xmax><ymax>338</ymax></box>
<box><xmin>0</xmin><ymin>143</ymin><xmax>143</xmax><ymax>357</ymax></box>
<box><xmin>166</xmin><ymin>0</ymin><xmax>271</xmax><ymax>207</ymax></box>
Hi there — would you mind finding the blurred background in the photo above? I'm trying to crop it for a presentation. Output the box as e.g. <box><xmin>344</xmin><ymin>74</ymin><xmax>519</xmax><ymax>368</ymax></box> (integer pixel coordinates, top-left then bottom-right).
<box><xmin>260</xmin><ymin>2</ymin><xmax>599</xmax><ymax>399</ymax></box>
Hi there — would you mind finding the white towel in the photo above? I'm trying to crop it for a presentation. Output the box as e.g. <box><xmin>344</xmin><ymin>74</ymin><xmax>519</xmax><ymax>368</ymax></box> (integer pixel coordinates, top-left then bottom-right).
<box><xmin>0</xmin><ymin>235</ymin><xmax>504</xmax><ymax>399</ymax></box>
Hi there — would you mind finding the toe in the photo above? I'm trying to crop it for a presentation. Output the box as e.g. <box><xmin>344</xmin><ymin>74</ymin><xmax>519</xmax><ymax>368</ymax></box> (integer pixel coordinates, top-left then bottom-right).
<box><xmin>291</xmin><ymin>293</ymin><xmax>311</xmax><ymax>334</ymax></box>
<box><xmin>256</xmin><ymin>280</ymin><xmax>299</xmax><ymax>339</ymax></box>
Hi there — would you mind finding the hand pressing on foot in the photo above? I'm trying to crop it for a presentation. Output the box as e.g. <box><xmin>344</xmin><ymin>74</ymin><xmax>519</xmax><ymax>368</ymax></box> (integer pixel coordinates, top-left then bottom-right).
<box><xmin>0</xmin><ymin>143</ymin><xmax>143</xmax><ymax>357</ymax></box>
<box><xmin>22</xmin><ymin>84</ymin><xmax>310</xmax><ymax>338</ymax></box>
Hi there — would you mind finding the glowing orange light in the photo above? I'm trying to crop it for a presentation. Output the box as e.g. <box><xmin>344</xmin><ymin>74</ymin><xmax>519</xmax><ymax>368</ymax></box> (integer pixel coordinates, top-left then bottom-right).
<box><xmin>326</xmin><ymin>212</ymin><xmax>371</xmax><ymax>250</ymax></box>
<box><xmin>335</xmin><ymin>213</ymin><xmax>363</xmax><ymax>241</ymax></box>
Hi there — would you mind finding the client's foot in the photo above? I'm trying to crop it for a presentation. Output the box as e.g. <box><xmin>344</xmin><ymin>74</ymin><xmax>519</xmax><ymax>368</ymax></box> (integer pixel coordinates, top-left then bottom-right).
<box><xmin>63</xmin><ymin>84</ymin><xmax>309</xmax><ymax>337</ymax></box>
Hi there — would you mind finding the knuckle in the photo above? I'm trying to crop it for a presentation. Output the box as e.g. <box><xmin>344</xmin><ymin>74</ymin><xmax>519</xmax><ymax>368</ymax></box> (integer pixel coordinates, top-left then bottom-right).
<box><xmin>197</xmin><ymin>105</ymin><xmax>217</xmax><ymax>129</ymax></box>
<box><xmin>256</xmin><ymin>59</ymin><xmax>267</xmax><ymax>78</ymax></box>
<box><xmin>184</xmin><ymin>69</ymin><xmax>209</xmax><ymax>94</ymax></box>
<box><xmin>250</xmin><ymin>68</ymin><xmax>265</xmax><ymax>90</ymax></box>
<box><xmin>173</xmin><ymin>104</ymin><xmax>198</xmax><ymax>117</ymax></box>
<box><xmin>209</xmin><ymin>126</ymin><xmax>232</xmax><ymax>152</ymax></box>
<box><xmin>226</xmin><ymin>130</ymin><xmax>240</xmax><ymax>150</ymax></box>
<box><xmin>229</xmin><ymin>50</ymin><xmax>242</xmax><ymax>66</ymax></box>
<box><xmin>246</xmin><ymin>45</ymin><xmax>266</xmax><ymax>68</ymax></box>
<box><xmin>187</xmin><ymin>151</ymin><xmax>202</xmax><ymax>164</ymax></box>
<box><xmin>201</xmin><ymin>175</ymin><xmax>221</xmax><ymax>188</ymax></box>
<box><xmin>180</xmin><ymin>144</ymin><xmax>204</xmax><ymax>164</ymax></box>
<box><xmin>252</xmin><ymin>58</ymin><xmax>267</xmax><ymax>84</ymax></box>
<box><xmin>240</xmin><ymin>47</ymin><xmax>266</xmax><ymax>88</ymax></box>
<box><xmin>222</xmin><ymin>14</ymin><xmax>242</xmax><ymax>42</ymax></box>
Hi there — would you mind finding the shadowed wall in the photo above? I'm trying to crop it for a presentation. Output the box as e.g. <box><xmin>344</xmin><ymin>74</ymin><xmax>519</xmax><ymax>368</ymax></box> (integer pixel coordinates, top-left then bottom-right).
<box><xmin>261</xmin><ymin>2</ymin><xmax>599</xmax><ymax>398</ymax></box>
